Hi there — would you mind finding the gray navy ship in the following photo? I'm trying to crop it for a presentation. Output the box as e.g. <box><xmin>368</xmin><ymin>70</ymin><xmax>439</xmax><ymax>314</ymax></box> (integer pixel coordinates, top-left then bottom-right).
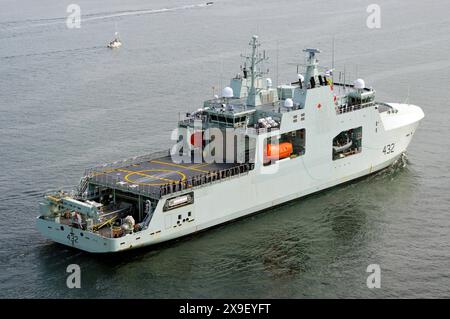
<box><xmin>37</xmin><ymin>35</ymin><xmax>424</xmax><ymax>253</ymax></box>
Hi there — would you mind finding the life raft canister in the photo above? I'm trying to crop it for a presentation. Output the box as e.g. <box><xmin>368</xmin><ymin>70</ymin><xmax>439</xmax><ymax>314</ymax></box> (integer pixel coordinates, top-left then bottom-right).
<box><xmin>265</xmin><ymin>142</ymin><xmax>293</xmax><ymax>161</ymax></box>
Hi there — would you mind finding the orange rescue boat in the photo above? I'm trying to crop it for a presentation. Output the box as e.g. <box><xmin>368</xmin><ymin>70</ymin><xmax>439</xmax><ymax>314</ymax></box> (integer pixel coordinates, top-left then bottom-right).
<box><xmin>265</xmin><ymin>142</ymin><xmax>293</xmax><ymax>161</ymax></box>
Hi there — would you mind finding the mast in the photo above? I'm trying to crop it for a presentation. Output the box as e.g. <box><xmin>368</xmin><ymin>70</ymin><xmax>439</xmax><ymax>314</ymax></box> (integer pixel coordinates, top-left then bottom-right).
<box><xmin>332</xmin><ymin>36</ymin><xmax>335</xmax><ymax>84</ymax></box>
<box><xmin>249</xmin><ymin>35</ymin><xmax>258</xmax><ymax>104</ymax></box>
<box><xmin>241</xmin><ymin>35</ymin><xmax>269</xmax><ymax>106</ymax></box>
<box><xmin>303</xmin><ymin>48</ymin><xmax>321</xmax><ymax>90</ymax></box>
<box><xmin>276</xmin><ymin>40</ymin><xmax>279</xmax><ymax>87</ymax></box>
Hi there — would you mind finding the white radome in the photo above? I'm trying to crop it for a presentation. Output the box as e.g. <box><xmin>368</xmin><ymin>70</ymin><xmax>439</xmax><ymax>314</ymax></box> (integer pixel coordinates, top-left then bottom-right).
<box><xmin>222</xmin><ymin>86</ymin><xmax>234</xmax><ymax>98</ymax></box>
<box><xmin>284</xmin><ymin>98</ymin><xmax>294</xmax><ymax>108</ymax></box>
<box><xmin>354</xmin><ymin>78</ymin><xmax>366</xmax><ymax>90</ymax></box>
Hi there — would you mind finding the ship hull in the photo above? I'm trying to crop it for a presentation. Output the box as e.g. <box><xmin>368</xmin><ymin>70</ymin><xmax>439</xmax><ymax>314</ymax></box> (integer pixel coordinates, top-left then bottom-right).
<box><xmin>36</xmin><ymin>152</ymin><xmax>402</xmax><ymax>253</ymax></box>
<box><xmin>37</xmin><ymin>105</ymin><xmax>422</xmax><ymax>253</ymax></box>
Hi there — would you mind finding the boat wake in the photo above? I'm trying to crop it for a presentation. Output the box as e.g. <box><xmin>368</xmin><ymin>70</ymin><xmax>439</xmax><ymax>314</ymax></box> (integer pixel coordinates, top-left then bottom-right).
<box><xmin>84</xmin><ymin>3</ymin><xmax>211</xmax><ymax>23</ymax></box>
<box><xmin>373</xmin><ymin>152</ymin><xmax>409</xmax><ymax>181</ymax></box>
<box><xmin>388</xmin><ymin>152</ymin><xmax>409</xmax><ymax>172</ymax></box>
<box><xmin>0</xmin><ymin>2</ymin><xmax>212</xmax><ymax>31</ymax></box>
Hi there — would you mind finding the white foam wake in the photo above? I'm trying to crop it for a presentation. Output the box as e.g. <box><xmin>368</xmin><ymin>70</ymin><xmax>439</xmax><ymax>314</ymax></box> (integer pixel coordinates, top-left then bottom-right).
<box><xmin>0</xmin><ymin>3</ymin><xmax>210</xmax><ymax>30</ymax></box>
<box><xmin>83</xmin><ymin>3</ymin><xmax>209</xmax><ymax>22</ymax></box>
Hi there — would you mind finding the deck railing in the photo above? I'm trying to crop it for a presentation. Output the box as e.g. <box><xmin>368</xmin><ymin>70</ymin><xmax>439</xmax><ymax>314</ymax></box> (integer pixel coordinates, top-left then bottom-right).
<box><xmin>375</xmin><ymin>102</ymin><xmax>394</xmax><ymax>113</ymax></box>
<box><xmin>336</xmin><ymin>101</ymin><xmax>375</xmax><ymax>115</ymax></box>
<box><xmin>88</xmin><ymin>162</ymin><xmax>255</xmax><ymax>199</ymax></box>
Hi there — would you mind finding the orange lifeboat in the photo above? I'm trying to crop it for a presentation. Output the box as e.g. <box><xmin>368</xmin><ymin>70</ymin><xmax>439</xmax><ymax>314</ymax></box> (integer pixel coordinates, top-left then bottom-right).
<box><xmin>265</xmin><ymin>142</ymin><xmax>293</xmax><ymax>161</ymax></box>
<box><xmin>190</xmin><ymin>131</ymin><xmax>203</xmax><ymax>147</ymax></box>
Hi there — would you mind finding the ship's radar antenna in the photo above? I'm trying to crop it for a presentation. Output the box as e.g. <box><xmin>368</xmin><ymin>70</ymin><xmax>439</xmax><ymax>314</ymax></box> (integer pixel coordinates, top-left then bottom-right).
<box><xmin>302</xmin><ymin>48</ymin><xmax>321</xmax><ymax>90</ymax></box>
<box><xmin>303</xmin><ymin>48</ymin><xmax>321</xmax><ymax>65</ymax></box>
<box><xmin>240</xmin><ymin>35</ymin><xmax>269</xmax><ymax>106</ymax></box>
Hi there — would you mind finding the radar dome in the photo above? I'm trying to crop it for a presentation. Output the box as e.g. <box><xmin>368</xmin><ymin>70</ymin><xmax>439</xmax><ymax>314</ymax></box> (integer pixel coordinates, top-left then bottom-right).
<box><xmin>222</xmin><ymin>86</ymin><xmax>234</xmax><ymax>98</ymax></box>
<box><xmin>354</xmin><ymin>79</ymin><xmax>366</xmax><ymax>90</ymax></box>
<box><xmin>284</xmin><ymin>98</ymin><xmax>294</xmax><ymax>108</ymax></box>
<box><xmin>297</xmin><ymin>74</ymin><xmax>304</xmax><ymax>82</ymax></box>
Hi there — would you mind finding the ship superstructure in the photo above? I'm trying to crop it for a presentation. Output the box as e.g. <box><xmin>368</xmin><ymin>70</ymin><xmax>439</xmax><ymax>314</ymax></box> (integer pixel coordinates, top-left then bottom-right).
<box><xmin>37</xmin><ymin>35</ymin><xmax>424</xmax><ymax>253</ymax></box>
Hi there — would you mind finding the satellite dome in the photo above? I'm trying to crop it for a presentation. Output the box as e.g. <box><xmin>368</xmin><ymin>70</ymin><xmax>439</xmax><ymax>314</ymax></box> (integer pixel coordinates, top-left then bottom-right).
<box><xmin>284</xmin><ymin>98</ymin><xmax>294</xmax><ymax>108</ymax></box>
<box><xmin>222</xmin><ymin>86</ymin><xmax>234</xmax><ymax>98</ymax></box>
<box><xmin>297</xmin><ymin>74</ymin><xmax>304</xmax><ymax>82</ymax></box>
<box><xmin>354</xmin><ymin>79</ymin><xmax>366</xmax><ymax>90</ymax></box>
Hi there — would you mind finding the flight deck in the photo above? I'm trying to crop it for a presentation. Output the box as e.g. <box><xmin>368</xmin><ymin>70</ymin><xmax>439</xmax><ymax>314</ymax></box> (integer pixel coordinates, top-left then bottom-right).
<box><xmin>86</xmin><ymin>154</ymin><xmax>252</xmax><ymax>199</ymax></box>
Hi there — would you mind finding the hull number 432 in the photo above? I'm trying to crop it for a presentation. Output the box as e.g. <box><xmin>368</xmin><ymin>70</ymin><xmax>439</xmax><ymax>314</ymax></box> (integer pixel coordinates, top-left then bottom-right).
<box><xmin>383</xmin><ymin>143</ymin><xmax>395</xmax><ymax>155</ymax></box>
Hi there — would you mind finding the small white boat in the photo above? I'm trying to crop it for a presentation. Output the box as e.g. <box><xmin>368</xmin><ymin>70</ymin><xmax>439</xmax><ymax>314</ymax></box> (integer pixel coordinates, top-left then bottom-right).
<box><xmin>333</xmin><ymin>139</ymin><xmax>352</xmax><ymax>153</ymax></box>
<box><xmin>107</xmin><ymin>32</ymin><xmax>122</xmax><ymax>49</ymax></box>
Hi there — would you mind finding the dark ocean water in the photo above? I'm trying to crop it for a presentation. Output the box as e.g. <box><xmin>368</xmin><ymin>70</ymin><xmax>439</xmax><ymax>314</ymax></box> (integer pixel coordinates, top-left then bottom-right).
<box><xmin>0</xmin><ymin>0</ymin><xmax>449</xmax><ymax>298</ymax></box>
